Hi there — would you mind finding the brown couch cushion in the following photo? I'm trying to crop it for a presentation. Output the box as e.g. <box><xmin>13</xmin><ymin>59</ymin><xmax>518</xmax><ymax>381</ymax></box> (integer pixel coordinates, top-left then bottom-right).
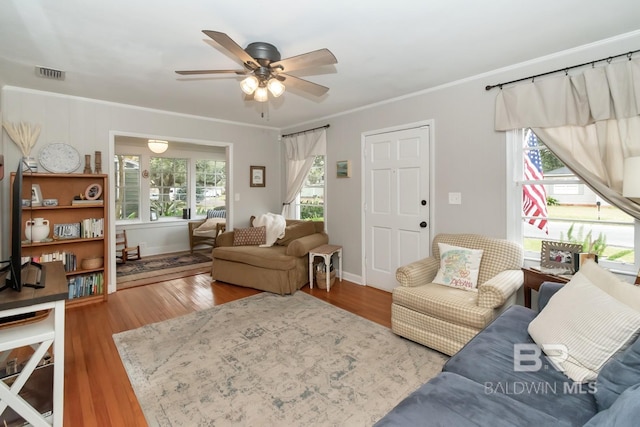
<box><xmin>233</xmin><ymin>226</ymin><xmax>266</xmax><ymax>246</ymax></box>
<box><xmin>213</xmin><ymin>245</ymin><xmax>296</xmax><ymax>270</ymax></box>
<box><xmin>276</xmin><ymin>221</ymin><xmax>316</xmax><ymax>246</ymax></box>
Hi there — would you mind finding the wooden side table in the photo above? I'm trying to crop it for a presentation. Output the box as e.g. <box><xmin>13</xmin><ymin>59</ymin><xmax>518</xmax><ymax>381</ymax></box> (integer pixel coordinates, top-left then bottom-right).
<box><xmin>522</xmin><ymin>267</ymin><xmax>570</xmax><ymax>309</ymax></box>
<box><xmin>309</xmin><ymin>244</ymin><xmax>343</xmax><ymax>292</ymax></box>
<box><xmin>0</xmin><ymin>261</ymin><xmax>67</xmax><ymax>426</ymax></box>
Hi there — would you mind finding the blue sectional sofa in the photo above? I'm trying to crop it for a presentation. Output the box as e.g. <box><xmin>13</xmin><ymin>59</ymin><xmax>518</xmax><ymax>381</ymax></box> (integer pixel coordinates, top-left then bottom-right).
<box><xmin>375</xmin><ymin>283</ymin><xmax>640</xmax><ymax>426</ymax></box>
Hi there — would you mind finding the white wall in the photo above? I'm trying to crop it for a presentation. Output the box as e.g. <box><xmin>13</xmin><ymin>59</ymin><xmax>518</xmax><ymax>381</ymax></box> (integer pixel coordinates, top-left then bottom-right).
<box><xmin>284</xmin><ymin>32</ymin><xmax>640</xmax><ymax>283</ymax></box>
<box><xmin>0</xmin><ymin>87</ymin><xmax>282</xmax><ymax>293</ymax></box>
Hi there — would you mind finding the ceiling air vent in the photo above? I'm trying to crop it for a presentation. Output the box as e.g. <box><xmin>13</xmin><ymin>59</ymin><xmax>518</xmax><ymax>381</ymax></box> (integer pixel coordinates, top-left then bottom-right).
<box><xmin>35</xmin><ymin>66</ymin><xmax>65</xmax><ymax>81</ymax></box>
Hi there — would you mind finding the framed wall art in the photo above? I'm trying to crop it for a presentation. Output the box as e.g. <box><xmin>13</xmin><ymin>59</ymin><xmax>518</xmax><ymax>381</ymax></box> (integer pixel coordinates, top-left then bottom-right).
<box><xmin>336</xmin><ymin>160</ymin><xmax>351</xmax><ymax>178</ymax></box>
<box><xmin>540</xmin><ymin>240</ymin><xmax>582</xmax><ymax>273</ymax></box>
<box><xmin>250</xmin><ymin>166</ymin><xmax>265</xmax><ymax>187</ymax></box>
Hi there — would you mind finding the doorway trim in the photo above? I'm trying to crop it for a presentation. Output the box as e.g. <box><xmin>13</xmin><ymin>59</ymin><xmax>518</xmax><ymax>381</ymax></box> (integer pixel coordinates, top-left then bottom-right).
<box><xmin>360</xmin><ymin>119</ymin><xmax>436</xmax><ymax>289</ymax></box>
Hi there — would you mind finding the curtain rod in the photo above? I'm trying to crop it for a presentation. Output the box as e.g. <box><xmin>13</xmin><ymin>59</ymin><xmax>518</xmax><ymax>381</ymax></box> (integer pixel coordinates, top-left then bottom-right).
<box><xmin>281</xmin><ymin>124</ymin><xmax>330</xmax><ymax>139</ymax></box>
<box><xmin>485</xmin><ymin>49</ymin><xmax>640</xmax><ymax>91</ymax></box>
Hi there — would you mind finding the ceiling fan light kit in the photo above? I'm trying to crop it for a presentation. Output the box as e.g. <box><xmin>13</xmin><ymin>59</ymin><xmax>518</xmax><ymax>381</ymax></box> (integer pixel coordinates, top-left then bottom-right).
<box><xmin>240</xmin><ymin>75</ymin><xmax>259</xmax><ymax>95</ymax></box>
<box><xmin>148</xmin><ymin>139</ymin><xmax>169</xmax><ymax>154</ymax></box>
<box><xmin>176</xmin><ymin>31</ymin><xmax>337</xmax><ymax>104</ymax></box>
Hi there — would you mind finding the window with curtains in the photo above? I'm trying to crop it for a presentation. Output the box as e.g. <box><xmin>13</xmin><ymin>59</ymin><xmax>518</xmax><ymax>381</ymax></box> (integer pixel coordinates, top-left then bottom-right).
<box><xmin>295</xmin><ymin>155</ymin><xmax>325</xmax><ymax>220</ymax></box>
<box><xmin>509</xmin><ymin>129</ymin><xmax>636</xmax><ymax>272</ymax></box>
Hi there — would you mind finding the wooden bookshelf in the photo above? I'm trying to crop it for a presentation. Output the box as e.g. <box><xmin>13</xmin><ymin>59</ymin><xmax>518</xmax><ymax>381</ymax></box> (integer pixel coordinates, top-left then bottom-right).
<box><xmin>11</xmin><ymin>172</ymin><xmax>109</xmax><ymax>307</ymax></box>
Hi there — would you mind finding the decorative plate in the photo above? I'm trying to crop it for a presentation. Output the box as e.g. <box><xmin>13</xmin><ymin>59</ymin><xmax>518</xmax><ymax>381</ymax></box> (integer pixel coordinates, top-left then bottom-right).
<box><xmin>38</xmin><ymin>143</ymin><xmax>81</xmax><ymax>173</ymax></box>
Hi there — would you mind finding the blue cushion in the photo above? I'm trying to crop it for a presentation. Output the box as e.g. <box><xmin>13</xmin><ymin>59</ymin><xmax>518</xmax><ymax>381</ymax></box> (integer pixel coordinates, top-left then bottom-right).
<box><xmin>206</xmin><ymin>209</ymin><xmax>226</xmax><ymax>218</ymax></box>
<box><xmin>584</xmin><ymin>383</ymin><xmax>640</xmax><ymax>426</ymax></box>
<box><xmin>595</xmin><ymin>336</ymin><xmax>640</xmax><ymax>410</ymax></box>
<box><xmin>444</xmin><ymin>305</ymin><xmax>598</xmax><ymax>426</ymax></box>
<box><xmin>374</xmin><ymin>372</ymin><xmax>572</xmax><ymax>427</ymax></box>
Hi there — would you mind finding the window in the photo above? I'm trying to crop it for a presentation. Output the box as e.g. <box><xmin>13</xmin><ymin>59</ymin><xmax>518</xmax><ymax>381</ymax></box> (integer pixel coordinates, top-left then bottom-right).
<box><xmin>149</xmin><ymin>157</ymin><xmax>188</xmax><ymax>218</ymax></box>
<box><xmin>508</xmin><ymin>129</ymin><xmax>637</xmax><ymax>274</ymax></box>
<box><xmin>296</xmin><ymin>156</ymin><xmax>325</xmax><ymax>220</ymax></box>
<box><xmin>195</xmin><ymin>159</ymin><xmax>226</xmax><ymax>215</ymax></box>
<box><xmin>114</xmin><ymin>155</ymin><xmax>140</xmax><ymax>220</ymax></box>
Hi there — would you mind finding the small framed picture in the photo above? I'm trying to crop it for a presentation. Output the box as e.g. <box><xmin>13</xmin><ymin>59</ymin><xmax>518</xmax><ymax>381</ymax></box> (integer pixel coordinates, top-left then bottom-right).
<box><xmin>150</xmin><ymin>210</ymin><xmax>158</xmax><ymax>221</ymax></box>
<box><xmin>84</xmin><ymin>183</ymin><xmax>103</xmax><ymax>200</ymax></box>
<box><xmin>31</xmin><ymin>184</ymin><xmax>43</xmax><ymax>207</ymax></box>
<box><xmin>337</xmin><ymin>160</ymin><xmax>351</xmax><ymax>178</ymax></box>
<box><xmin>541</xmin><ymin>241</ymin><xmax>583</xmax><ymax>273</ymax></box>
<box><xmin>53</xmin><ymin>223</ymin><xmax>81</xmax><ymax>239</ymax></box>
<box><xmin>250</xmin><ymin>166</ymin><xmax>265</xmax><ymax>187</ymax></box>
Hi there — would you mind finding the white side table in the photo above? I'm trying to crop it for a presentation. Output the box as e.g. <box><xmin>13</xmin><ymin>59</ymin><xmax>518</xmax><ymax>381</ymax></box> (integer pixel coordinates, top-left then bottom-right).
<box><xmin>309</xmin><ymin>244</ymin><xmax>343</xmax><ymax>292</ymax></box>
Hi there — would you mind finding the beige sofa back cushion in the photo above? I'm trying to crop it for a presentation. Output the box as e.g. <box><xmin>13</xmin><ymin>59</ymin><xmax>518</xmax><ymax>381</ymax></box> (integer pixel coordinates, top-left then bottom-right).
<box><xmin>432</xmin><ymin>234</ymin><xmax>523</xmax><ymax>285</ymax></box>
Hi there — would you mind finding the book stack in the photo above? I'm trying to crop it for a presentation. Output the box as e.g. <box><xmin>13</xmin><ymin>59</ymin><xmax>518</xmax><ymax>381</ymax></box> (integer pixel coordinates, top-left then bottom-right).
<box><xmin>68</xmin><ymin>272</ymin><xmax>104</xmax><ymax>299</ymax></box>
<box><xmin>71</xmin><ymin>199</ymin><xmax>104</xmax><ymax>206</ymax></box>
<box><xmin>30</xmin><ymin>251</ymin><xmax>77</xmax><ymax>272</ymax></box>
<box><xmin>81</xmin><ymin>218</ymin><xmax>104</xmax><ymax>238</ymax></box>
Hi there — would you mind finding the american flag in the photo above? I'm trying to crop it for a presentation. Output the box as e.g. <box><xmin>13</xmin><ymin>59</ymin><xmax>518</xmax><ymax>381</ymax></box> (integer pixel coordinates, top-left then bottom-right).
<box><xmin>523</xmin><ymin>130</ymin><xmax>548</xmax><ymax>234</ymax></box>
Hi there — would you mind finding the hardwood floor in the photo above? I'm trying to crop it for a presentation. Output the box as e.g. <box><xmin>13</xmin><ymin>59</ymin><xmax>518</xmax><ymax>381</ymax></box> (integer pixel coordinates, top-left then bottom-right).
<box><xmin>63</xmin><ymin>275</ymin><xmax>392</xmax><ymax>426</ymax></box>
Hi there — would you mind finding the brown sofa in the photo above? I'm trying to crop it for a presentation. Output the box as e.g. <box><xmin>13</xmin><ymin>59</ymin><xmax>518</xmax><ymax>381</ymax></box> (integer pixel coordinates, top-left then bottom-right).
<box><xmin>211</xmin><ymin>219</ymin><xmax>328</xmax><ymax>294</ymax></box>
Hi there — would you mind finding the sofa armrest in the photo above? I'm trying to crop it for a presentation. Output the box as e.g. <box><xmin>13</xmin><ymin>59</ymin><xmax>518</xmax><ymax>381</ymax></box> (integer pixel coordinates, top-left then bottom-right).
<box><xmin>538</xmin><ymin>281</ymin><xmax>564</xmax><ymax>312</ymax></box>
<box><xmin>395</xmin><ymin>257</ymin><xmax>440</xmax><ymax>287</ymax></box>
<box><xmin>477</xmin><ymin>269</ymin><xmax>524</xmax><ymax>309</ymax></box>
<box><xmin>286</xmin><ymin>233</ymin><xmax>329</xmax><ymax>257</ymax></box>
<box><xmin>215</xmin><ymin>231</ymin><xmax>234</xmax><ymax>247</ymax></box>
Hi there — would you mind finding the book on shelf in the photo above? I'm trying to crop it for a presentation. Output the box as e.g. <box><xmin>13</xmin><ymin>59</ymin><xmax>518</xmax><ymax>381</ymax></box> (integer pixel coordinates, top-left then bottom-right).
<box><xmin>29</xmin><ymin>251</ymin><xmax>77</xmax><ymax>272</ymax></box>
<box><xmin>68</xmin><ymin>271</ymin><xmax>103</xmax><ymax>299</ymax></box>
<box><xmin>71</xmin><ymin>199</ymin><xmax>104</xmax><ymax>206</ymax></box>
<box><xmin>80</xmin><ymin>218</ymin><xmax>104</xmax><ymax>238</ymax></box>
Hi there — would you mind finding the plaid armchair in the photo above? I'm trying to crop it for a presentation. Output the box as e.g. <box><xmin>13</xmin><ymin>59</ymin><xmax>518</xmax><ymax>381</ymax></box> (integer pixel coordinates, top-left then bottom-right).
<box><xmin>392</xmin><ymin>234</ymin><xmax>524</xmax><ymax>356</ymax></box>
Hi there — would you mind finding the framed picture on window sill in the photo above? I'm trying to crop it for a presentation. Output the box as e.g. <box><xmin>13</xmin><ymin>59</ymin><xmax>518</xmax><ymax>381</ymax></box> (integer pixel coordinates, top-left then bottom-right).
<box><xmin>250</xmin><ymin>166</ymin><xmax>265</xmax><ymax>187</ymax></box>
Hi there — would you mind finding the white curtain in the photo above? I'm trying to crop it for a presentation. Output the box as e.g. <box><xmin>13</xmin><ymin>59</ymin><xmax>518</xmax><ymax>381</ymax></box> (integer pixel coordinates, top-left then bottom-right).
<box><xmin>281</xmin><ymin>129</ymin><xmax>327</xmax><ymax>218</ymax></box>
<box><xmin>494</xmin><ymin>57</ymin><xmax>640</xmax><ymax>220</ymax></box>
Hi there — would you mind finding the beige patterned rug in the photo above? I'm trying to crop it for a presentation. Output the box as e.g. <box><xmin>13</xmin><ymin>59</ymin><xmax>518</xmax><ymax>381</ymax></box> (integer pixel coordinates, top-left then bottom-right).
<box><xmin>113</xmin><ymin>292</ymin><xmax>447</xmax><ymax>426</ymax></box>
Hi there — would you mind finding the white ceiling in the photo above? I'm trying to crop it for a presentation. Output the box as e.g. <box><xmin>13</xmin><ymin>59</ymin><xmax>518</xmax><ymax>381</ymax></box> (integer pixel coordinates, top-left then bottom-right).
<box><xmin>1</xmin><ymin>1</ymin><xmax>640</xmax><ymax>129</ymax></box>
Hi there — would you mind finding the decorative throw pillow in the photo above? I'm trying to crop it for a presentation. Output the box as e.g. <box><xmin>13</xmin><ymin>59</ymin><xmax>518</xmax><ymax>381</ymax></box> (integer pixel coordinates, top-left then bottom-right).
<box><xmin>195</xmin><ymin>218</ymin><xmax>224</xmax><ymax>232</ymax></box>
<box><xmin>528</xmin><ymin>272</ymin><xmax>640</xmax><ymax>383</ymax></box>
<box><xmin>432</xmin><ymin>243</ymin><xmax>483</xmax><ymax>291</ymax></box>
<box><xmin>233</xmin><ymin>226</ymin><xmax>266</xmax><ymax>246</ymax></box>
<box><xmin>578</xmin><ymin>259</ymin><xmax>640</xmax><ymax>311</ymax></box>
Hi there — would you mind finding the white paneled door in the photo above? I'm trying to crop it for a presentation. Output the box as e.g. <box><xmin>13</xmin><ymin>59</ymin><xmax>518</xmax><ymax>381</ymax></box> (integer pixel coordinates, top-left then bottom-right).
<box><xmin>364</xmin><ymin>126</ymin><xmax>430</xmax><ymax>291</ymax></box>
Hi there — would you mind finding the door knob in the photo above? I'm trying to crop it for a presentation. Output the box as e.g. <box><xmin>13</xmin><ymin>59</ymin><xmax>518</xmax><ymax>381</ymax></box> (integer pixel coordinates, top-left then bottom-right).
<box><xmin>420</xmin><ymin>221</ymin><xmax>427</xmax><ymax>228</ymax></box>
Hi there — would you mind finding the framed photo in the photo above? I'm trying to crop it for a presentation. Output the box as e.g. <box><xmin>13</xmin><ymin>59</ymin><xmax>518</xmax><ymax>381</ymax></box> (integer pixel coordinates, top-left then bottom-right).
<box><xmin>250</xmin><ymin>166</ymin><xmax>265</xmax><ymax>187</ymax></box>
<box><xmin>53</xmin><ymin>223</ymin><xmax>81</xmax><ymax>240</ymax></box>
<box><xmin>541</xmin><ymin>240</ymin><xmax>582</xmax><ymax>273</ymax></box>
<box><xmin>84</xmin><ymin>183</ymin><xmax>103</xmax><ymax>200</ymax></box>
<box><xmin>337</xmin><ymin>160</ymin><xmax>351</xmax><ymax>178</ymax></box>
<box><xmin>31</xmin><ymin>184</ymin><xmax>43</xmax><ymax>207</ymax></box>
<box><xmin>150</xmin><ymin>210</ymin><xmax>158</xmax><ymax>221</ymax></box>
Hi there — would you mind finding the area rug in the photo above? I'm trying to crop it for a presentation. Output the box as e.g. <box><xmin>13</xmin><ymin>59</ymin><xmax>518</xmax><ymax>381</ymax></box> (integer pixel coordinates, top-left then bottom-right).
<box><xmin>116</xmin><ymin>251</ymin><xmax>211</xmax><ymax>290</ymax></box>
<box><xmin>113</xmin><ymin>292</ymin><xmax>447</xmax><ymax>426</ymax></box>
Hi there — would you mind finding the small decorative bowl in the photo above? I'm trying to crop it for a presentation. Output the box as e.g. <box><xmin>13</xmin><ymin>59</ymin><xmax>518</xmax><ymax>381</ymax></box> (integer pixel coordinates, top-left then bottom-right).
<box><xmin>43</xmin><ymin>198</ymin><xmax>58</xmax><ymax>207</ymax></box>
<box><xmin>21</xmin><ymin>199</ymin><xmax>32</xmax><ymax>207</ymax></box>
<box><xmin>81</xmin><ymin>257</ymin><xmax>104</xmax><ymax>270</ymax></box>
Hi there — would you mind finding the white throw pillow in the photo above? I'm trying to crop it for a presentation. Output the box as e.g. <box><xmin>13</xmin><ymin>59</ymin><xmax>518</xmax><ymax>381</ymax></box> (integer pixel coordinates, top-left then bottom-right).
<box><xmin>528</xmin><ymin>271</ymin><xmax>640</xmax><ymax>383</ymax></box>
<box><xmin>432</xmin><ymin>243</ymin><xmax>483</xmax><ymax>291</ymax></box>
<box><xmin>578</xmin><ymin>259</ymin><xmax>640</xmax><ymax>311</ymax></box>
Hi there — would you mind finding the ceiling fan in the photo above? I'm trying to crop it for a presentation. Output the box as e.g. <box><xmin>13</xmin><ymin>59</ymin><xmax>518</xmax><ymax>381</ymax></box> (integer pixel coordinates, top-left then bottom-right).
<box><xmin>176</xmin><ymin>31</ymin><xmax>337</xmax><ymax>102</ymax></box>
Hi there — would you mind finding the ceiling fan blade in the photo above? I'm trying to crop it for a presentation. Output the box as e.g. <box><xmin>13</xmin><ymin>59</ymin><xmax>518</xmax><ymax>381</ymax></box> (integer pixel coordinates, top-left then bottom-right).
<box><xmin>280</xmin><ymin>73</ymin><xmax>329</xmax><ymax>97</ymax></box>
<box><xmin>175</xmin><ymin>69</ymin><xmax>246</xmax><ymax>75</ymax></box>
<box><xmin>202</xmin><ymin>30</ymin><xmax>258</xmax><ymax>69</ymax></box>
<box><xmin>271</xmin><ymin>48</ymin><xmax>337</xmax><ymax>73</ymax></box>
